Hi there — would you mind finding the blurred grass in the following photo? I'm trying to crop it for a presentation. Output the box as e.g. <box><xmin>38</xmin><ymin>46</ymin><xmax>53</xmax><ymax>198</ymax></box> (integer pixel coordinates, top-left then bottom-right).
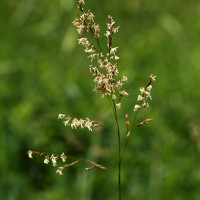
<box><xmin>0</xmin><ymin>0</ymin><xmax>200</xmax><ymax>199</ymax></box>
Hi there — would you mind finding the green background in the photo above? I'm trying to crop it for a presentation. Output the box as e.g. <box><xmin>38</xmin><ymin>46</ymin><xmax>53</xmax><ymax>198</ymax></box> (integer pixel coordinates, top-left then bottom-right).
<box><xmin>0</xmin><ymin>0</ymin><xmax>200</xmax><ymax>199</ymax></box>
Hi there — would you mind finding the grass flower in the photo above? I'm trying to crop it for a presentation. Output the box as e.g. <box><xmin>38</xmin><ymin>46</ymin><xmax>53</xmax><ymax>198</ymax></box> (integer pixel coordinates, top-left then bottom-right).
<box><xmin>27</xmin><ymin>2</ymin><xmax>156</xmax><ymax>200</ymax></box>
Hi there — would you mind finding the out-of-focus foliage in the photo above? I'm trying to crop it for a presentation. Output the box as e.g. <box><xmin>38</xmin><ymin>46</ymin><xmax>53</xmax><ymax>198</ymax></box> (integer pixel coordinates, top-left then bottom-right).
<box><xmin>0</xmin><ymin>0</ymin><xmax>200</xmax><ymax>199</ymax></box>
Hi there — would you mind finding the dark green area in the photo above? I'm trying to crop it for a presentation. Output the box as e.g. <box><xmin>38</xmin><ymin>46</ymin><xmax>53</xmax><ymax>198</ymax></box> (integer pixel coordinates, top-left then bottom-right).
<box><xmin>1</xmin><ymin>0</ymin><xmax>200</xmax><ymax>199</ymax></box>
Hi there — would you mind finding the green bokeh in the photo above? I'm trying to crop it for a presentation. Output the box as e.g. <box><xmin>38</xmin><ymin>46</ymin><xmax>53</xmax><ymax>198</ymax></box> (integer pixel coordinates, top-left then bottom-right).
<box><xmin>0</xmin><ymin>0</ymin><xmax>200</xmax><ymax>199</ymax></box>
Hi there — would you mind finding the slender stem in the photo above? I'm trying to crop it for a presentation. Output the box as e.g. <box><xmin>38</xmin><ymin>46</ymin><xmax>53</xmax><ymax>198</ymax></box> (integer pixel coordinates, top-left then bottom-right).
<box><xmin>112</xmin><ymin>100</ymin><xmax>121</xmax><ymax>200</ymax></box>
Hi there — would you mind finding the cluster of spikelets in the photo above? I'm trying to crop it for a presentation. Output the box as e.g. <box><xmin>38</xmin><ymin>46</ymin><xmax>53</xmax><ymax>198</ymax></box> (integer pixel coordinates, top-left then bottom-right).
<box><xmin>58</xmin><ymin>114</ymin><xmax>100</xmax><ymax>131</ymax></box>
<box><xmin>134</xmin><ymin>74</ymin><xmax>156</xmax><ymax>112</ymax></box>
<box><xmin>27</xmin><ymin>150</ymin><xmax>106</xmax><ymax>175</ymax></box>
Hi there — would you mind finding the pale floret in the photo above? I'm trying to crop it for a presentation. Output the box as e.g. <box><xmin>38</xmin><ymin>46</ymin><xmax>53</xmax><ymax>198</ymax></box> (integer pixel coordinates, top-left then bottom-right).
<box><xmin>134</xmin><ymin>105</ymin><xmax>140</xmax><ymax>112</ymax></box>
<box><xmin>60</xmin><ymin>153</ymin><xmax>66</xmax><ymax>162</ymax></box>
<box><xmin>150</xmin><ymin>74</ymin><xmax>156</xmax><ymax>81</ymax></box>
<box><xmin>27</xmin><ymin>150</ymin><xmax>33</xmax><ymax>158</ymax></box>
<box><xmin>137</xmin><ymin>95</ymin><xmax>143</xmax><ymax>102</ymax></box>
<box><xmin>110</xmin><ymin>47</ymin><xmax>118</xmax><ymax>55</ymax></box>
<box><xmin>116</xmin><ymin>103</ymin><xmax>121</xmax><ymax>109</ymax></box>
<box><xmin>84</xmin><ymin>119</ymin><xmax>93</xmax><ymax>131</ymax></box>
<box><xmin>51</xmin><ymin>155</ymin><xmax>58</xmax><ymax>167</ymax></box>
<box><xmin>58</xmin><ymin>114</ymin><xmax>65</xmax><ymax>119</ymax></box>
<box><xmin>56</xmin><ymin>167</ymin><xmax>64</xmax><ymax>175</ymax></box>
<box><xmin>146</xmin><ymin>85</ymin><xmax>152</xmax><ymax>91</ymax></box>
<box><xmin>44</xmin><ymin>157</ymin><xmax>50</xmax><ymax>164</ymax></box>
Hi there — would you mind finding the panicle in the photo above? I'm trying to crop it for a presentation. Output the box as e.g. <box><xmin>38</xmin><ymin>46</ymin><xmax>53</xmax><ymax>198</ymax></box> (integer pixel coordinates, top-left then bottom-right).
<box><xmin>73</xmin><ymin>3</ymin><xmax>128</xmax><ymax>106</ymax></box>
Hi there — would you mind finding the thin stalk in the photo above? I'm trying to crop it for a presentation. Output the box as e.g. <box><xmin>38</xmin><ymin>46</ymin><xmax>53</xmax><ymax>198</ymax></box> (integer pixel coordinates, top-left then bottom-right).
<box><xmin>112</xmin><ymin>100</ymin><xmax>121</xmax><ymax>200</ymax></box>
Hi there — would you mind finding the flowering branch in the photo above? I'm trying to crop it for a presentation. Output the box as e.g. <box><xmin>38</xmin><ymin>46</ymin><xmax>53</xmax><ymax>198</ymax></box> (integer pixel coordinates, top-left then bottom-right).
<box><xmin>120</xmin><ymin>74</ymin><xmax>156</xmax><ymax>163</ymax></box>
<box><xmin>27</xmin><ymin>150</ymin><xmax>106</xmax><ymax>175</ymax></box>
